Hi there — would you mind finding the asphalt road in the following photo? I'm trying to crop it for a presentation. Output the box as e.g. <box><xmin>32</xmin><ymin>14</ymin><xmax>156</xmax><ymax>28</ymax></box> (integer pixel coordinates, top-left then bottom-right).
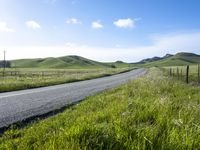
<box><xmin>0</xmin><ymin>68</ymin><xmax>147</xmax><ymax>128</ymax></box>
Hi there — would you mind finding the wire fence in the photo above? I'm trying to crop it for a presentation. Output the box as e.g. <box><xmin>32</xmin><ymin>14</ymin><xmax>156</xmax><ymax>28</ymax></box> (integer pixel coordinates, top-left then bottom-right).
<box><xmin>0</xmin><ymin>70</ymin><xmax>102</xmax><ymax>78</ymax></box>
<box><xmin>166</xmin><ymin>64</ymin><xmax>200</xmax><ymax>84</ymax></box>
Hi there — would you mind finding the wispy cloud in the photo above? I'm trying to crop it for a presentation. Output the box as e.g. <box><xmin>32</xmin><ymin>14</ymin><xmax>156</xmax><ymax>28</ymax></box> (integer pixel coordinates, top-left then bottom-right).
<box><xmin>0</xmin><ymin>22</ymin><xmax>15</xmax><ymax>33</ymax></box>
<box><xmin>65</xmin><ymin>42</ymin><xmax>80</xmax><ymax>48</ymax></box>
<box><xmin>114</xmin><ymin>18</ymin><xmax>136</xmax><ymax>29</ymax></box>
<box><xmin>2</xmin><ymin>31</ymin><xmax>200</xmax><ymax>62</ymax></box>
<box><xmin>66</xmin><ymin>18</ymin><xmax>82</xmax><ymax>25</ymax></box>
<box><xmin>92</xmin><ymin>21</ymin><xmax>103</xmax><ymax>29</ymax></box>
<box><xmin>65</xmin><ymin>42</ymin><xmax>87</xmax><ymax>48</ymax></box>
<box><xmin>26</xmin><ymin>21</ymin><xmax>41</xmax><ymax>29</ymax></box>
<box><xmin>150</xmin><ymin>32</ymin><xmax>200</xmax><ymax>53</ymax></box>
<box><xmin>121</xmin><ymin>31</ymin><xmax>200</xmax><ymax>60</ymax></box>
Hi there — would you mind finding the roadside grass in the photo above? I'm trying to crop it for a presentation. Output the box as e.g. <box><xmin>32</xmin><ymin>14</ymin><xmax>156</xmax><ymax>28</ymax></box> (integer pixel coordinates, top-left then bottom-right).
<box><xmin>0</xmin><ymin>68</ymin><xmax>200</xmax><ymax>149</ymax></box>
<box><xmin>164</xmin><ymin>65</ymin><xmax>200</xmax><ymax>84</ymax></box>
<box><xmin>0</xmin><ymin>68</ymin><xmax>132</xmax><ymax>92</ymax></box>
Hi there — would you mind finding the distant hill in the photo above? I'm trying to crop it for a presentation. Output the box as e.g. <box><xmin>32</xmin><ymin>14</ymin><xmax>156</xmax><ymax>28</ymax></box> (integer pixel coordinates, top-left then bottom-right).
<box><xmin>139</xmin><ymin>54</ymin><xmax>173</xmax><ymax>64</ymax></box>
<box><xmin>105</xmin><ymin>61</ymin><xmax>131</xmax><ymax>68</ymax></box>
<box><xmin>10</xmin><ymin>55</ymin><xmax>129</xmax><ymax>69</ymax></box>
<box><xmin>137</xmin><ymin>52</ymin><xmax>200</xmax><ymax>67</ymax></box>
<box><xmin>9</xmin><ymin>52</ymin><xmax>200</xmax><ymax>69</ymax></box>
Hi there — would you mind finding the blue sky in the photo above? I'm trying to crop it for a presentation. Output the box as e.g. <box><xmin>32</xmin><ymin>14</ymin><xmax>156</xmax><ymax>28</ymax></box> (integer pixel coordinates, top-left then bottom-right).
<box><xmin>0</xmin><ymin>0</ymin><xmax>200</xmax><ymax>62</ymax></box>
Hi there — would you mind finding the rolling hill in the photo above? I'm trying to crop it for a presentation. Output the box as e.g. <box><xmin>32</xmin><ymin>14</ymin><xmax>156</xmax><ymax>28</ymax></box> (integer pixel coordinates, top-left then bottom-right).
<box><xmin>136</xmin><ymin>52</ymin><xmax>200</xmax><ymax>67</ymax></box>
<box><xmin>10</xmin><ymin>55</ymin><xmax>129</xmax><ymax>69</ymax></box>
<box><xmin>8</xmin><ymin>52</ymin><xmax>200</xmax><ymax>69</ymax></box>
<box><xmin>139</xmin><ymin>54</ymin><xmax>173</xmax><ymax>64</ymax></box>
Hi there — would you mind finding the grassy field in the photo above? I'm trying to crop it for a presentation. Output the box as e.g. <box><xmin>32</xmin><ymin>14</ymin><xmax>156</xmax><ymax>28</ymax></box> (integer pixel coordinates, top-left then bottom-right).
<box><xmin>164</xmin><ymin>64</ymin><xmax>200</xmax><ymax>84</ymax></box>
<box><xmin>0</xmin><ymin>67</ymin><xmax>132</xmax><ymax>92</ymax></box>
<box><xmin>0</xmin><ymin>68</ymin><xmax>200</xmax><ymax>149</ymax></box>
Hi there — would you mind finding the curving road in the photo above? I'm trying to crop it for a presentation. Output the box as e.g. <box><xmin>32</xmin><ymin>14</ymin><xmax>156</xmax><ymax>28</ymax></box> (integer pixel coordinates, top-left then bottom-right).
<box><xmin>0</xmin><ymin>68</ymin><xmax>147</xmax><ymax>128</ymax></box>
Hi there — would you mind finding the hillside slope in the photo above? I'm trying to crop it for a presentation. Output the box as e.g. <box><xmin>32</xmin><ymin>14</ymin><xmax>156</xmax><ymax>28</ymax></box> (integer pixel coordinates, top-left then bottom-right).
<box><xmin>138</xmin><ymin>52</ymin><xmax>200</xmax><ymax>67</ymax></box>
<box><xmin>139</xmin><ymin>54</ymin><xmax>173</xmax><ymax>64</ymax></box>
<box><xmin>10</xmin><ymin>52</ymin><xmax>200</xmax><ymax>68</ymax></box>
<box><xmin>11</xmin><ymin>55</ymin><xmax>115</xmax><ymax>69</ymax></box>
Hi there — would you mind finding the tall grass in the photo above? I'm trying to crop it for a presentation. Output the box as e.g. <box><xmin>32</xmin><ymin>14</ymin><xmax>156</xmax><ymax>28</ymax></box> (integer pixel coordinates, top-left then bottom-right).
<box><xmin>0</xmin><ymin>68</ymin><xmax>131</xmax><ymax>92</ymax></box>
<box><xmin>0</xmin><ymin>68</ymin><xmax>200</xmax><ymax>149</ymax></box>
<box><xmin>165</xmin><ymin>65</ymin><xmax>200</xmax><ymax>84</ymax></box>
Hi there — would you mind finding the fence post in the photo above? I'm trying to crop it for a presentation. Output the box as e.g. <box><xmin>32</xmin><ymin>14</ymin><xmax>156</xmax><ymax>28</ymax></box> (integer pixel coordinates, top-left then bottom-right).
<box><xmin>186</xmin><ymin>65</ymin><xmax>189</xmax><ymax>84</ymax></box>
<box><xmin>177</xmin><ymin>67</ymin><xmax>179</xmax><ymax>79</ymax></box>
<box><xmin>180</xmin><ymin>69</ymin><xmax>183</xmax><ymax>80</ymax></box>
<box><xmin>3</xmin><ymin>50</ymin><xmax>6</xmax><ymax>77</ymax></box>
<box><xmin>198</xmin><ymin>64</ymin><xmax>200</xmax><ymax>83</ymax></box>
<box><xmin>169</xmin><ymin>68</ymin><xmax>172</xmax><ymax>76</ymax></box>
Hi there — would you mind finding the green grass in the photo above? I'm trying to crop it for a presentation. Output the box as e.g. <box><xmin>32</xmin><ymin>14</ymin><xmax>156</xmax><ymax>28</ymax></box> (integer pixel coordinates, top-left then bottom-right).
<box><xmin>1</xmin><ymin>68</ymin><xmax>200</xmax><ymax>149</ymax></box>
<box><xmin>10</xmin><ymin>55</ymin><xmax>132</xmax><ymax>69</ymax></box>
<box><xmin>137</xmin><ymin>52</ymin><xmax>200</xmax><ymax>67</ymax></box>
<box><xmin>11</xmin><ymin>55</ymin><xmax>108</xmax><ymax>69</ymax></box>
<box><xmin>9</xmin><ymin>52</ymin><xmax>200</xmax><ymax>69</ymax></box>
<box><xmin>164</xmin><ymin>64</ymin><xmax>200</xmax><ymax>83</ymax></box>
<box><xmin>0</xmin><ymin>68</ymin><xmax>132</xmax><ymax>92</ymax></box>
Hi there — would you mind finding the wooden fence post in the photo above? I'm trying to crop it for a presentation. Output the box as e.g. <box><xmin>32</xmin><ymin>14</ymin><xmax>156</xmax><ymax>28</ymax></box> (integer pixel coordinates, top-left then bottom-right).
<box><xmin>180</xmin><ymin>69</ymin><xmax>183</xmax><ymax>80</ymax></box>
<box><xmin>177</xmin><ymin>67</ymin><xmax>179</xmax><ymax>79</ymax></box>
<box><xmin>186</xmin><ymin>65</ymin><xmax>189</xmax><ymax>84</ymax></box>
<box><xmin>170</xmin><ymin>68</ymin><xmax>172</xmax><ymax>76</ymax></box>
<box><xmin>198</xmin><ymin>64</ymin><xmax>200</xmax><ymax>83</ymax></box>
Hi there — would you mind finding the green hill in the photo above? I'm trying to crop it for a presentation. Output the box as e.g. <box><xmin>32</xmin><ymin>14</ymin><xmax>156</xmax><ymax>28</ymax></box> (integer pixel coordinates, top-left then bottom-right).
<box><xmin>137</xmin><ymin>52</ymin><xmax>200</xmax><ymax>67</ymax></box>
<box><xmin>105</xmin><ymin>61</ymin><xmax>131</xmax><ymax>68</ymax></box>
<box><xmin>10</xmin><ymin>52</ymin><xmax>199</xmax><ymax>68</ymax></box>
<box><xmin>10</xmin><ymin>55</ymin><xmax>127</xmax><ymax>69</ymax></box>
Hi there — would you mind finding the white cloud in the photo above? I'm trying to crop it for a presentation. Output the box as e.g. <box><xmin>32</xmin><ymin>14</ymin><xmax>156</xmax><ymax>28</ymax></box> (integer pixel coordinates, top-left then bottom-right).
<box><xmin>26</xmin><ymin>21</ymin><xmax>41</xmax><ymax>29</ymax></box>
<box><xmin>114</xmin><ymin>18</ymin><xmax>135</xmax><ymax>29</ymax></box>
<box><xmin>0</xmin><ymin>22</ymin><xmax>15</xmax><ymax>32</ymax></box>
<box><xmin>127</xmin><ymin>32</ymin><xmax>200</xmax><ymax>60</ymax></box>
<box><xmin>1</xmin><ymin>31</ymin><xmax>200</xmax><ymax>62</ymax></box>
<box><xmin>92</xmin><ymin>21</ymin><xmax>103</xmax><ymax>29</ymax></box>
<box><xmin>65</xmin><ymin>42</ymin><xmax>81</xmax><ymax>48</ymax></box>
<box><xmin>66</xmin><ymin>18</ymin><xmax>81</xmax><ymax>24</ymax></box>
<box><xmin>65</xmin><ymin>42</ymin><xmax>87</xmax><ymax>48</ymax></box>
